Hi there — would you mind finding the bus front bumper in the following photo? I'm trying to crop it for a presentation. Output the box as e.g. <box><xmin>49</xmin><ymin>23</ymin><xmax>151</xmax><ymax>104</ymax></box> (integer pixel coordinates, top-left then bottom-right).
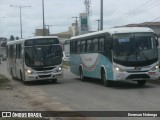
<box><xmin>114</xmin><ymin>71</ymin><xmax>159</xmax><ymax>81</ymax></box>
<box><xmin>24</xmin><ymin>71</ymin><xmax>63</xmax><ymax>81</ymax></box>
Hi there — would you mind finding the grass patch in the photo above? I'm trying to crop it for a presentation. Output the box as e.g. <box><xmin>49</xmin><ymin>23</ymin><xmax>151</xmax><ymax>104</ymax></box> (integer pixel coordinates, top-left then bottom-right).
<box><xmin>63</xmin><ymin>61</ymin><xmax>70</xmax><ymax>69</ymax></box>
<box><xmin>0</xmin><ymin>74</ymin><xmax>11</xmax><ymax>90</ymax></box>
<box><xmin>0</xmin><ymin>74</ymin><xmax>10</xmax><ymax>83</ymax></box>
<box><xmin>63</xmin><ymin>61</ymin><xmax>70</xmax><ymax>66</ymax></box>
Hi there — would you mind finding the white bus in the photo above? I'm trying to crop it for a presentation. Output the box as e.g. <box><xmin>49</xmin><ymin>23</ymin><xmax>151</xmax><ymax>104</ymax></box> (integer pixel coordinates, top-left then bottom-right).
<box><xmin>6</xmin><ymin>36</ymin><xmax>63</xmax><ymax>83</ymax></box>
<box><xmin>70</xmin><ymin>27</ymin><xmax>159</xmax><ymax>86</ymax></box>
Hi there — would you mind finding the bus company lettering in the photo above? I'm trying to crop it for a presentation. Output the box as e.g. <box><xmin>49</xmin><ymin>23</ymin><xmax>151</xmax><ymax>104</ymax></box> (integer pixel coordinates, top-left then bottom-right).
<box><xmin>80</xmin><ymin>54</ymin><xmax>99</xmax><ymax>69</ymax></box>
<box><xmin>85</xmin><ymin>58</ymin><xmax>92</xmax><ymax>61</ymax></box>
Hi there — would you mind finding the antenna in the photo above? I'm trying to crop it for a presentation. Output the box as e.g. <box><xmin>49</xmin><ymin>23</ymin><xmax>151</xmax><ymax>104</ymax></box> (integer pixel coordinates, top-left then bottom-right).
<box><xmin>84</xmin><ymin>0</ymin><xmax>91</xmax><ymax>16</ymax></box>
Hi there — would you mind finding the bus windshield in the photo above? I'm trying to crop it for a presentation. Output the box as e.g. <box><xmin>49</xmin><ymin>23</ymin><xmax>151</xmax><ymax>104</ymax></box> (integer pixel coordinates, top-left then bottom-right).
<box><xmin>113</xmin><ymin>33</ymin><xmax>158</xmax><ymax>66</ymax></box>
<box><xmin>25</xmin><ymin>45</ymin><xmax>62</xmax><ymax>67</ymax></box>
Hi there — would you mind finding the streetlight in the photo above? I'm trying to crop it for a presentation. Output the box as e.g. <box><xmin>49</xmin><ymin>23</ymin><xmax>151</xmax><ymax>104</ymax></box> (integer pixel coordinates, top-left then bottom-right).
<box><xmin>100</xmin><ymin>0</ymin><xmax>103</xmax><ymax>30</ymax></box>
<box><xmin>42</xmin><ymin>0</ymin><xmax>45</xmax><ymax>36</ymax></box>
<box><xmin>95</xmin><ymin>19</ymin><xmax>100</xmax><ymax>31</ymax></box>
<box><xmin>10</xmin><ymin>5</ymin><xmax>31</xmax><ymax>38</ymax></box>
<box><xmin>72</xmin><ymin>16</ymin><xmax>79</xmax><ymax>36</ymax></box>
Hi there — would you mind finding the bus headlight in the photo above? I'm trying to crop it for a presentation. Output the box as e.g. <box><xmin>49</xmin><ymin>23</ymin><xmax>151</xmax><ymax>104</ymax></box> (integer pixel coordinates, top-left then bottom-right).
<box><xmin>155</xmin><ymin>65</ymin><xmax>159</xmax><ymax>69</ymax></box>
<box><xmin>58</xmin><ymin>67</ymin><xmax>62</xmax><ymax>71</ymax></box>
<box><xmin>26</xmin><ymin>69</ymin><xmax>32</xmax><ymax>74</ymax></box>
<box><xmin>56</xmin><ymin>67</ymin><xmax>62</xmax><ymax>72</ymax></box>
<box><xmin>151</xmin><ymin>65</ymin><xmax>159</xmax><ymax>71</ymax></box>
<box><xmin>115</xmin><ymin>67</ymin><xmax>124</xmax><ymax>72</ymax></box>
<box><xmin>116</xmin><ymin>67</ymin><xmax>120</xmax><ymax>71</ymax></box>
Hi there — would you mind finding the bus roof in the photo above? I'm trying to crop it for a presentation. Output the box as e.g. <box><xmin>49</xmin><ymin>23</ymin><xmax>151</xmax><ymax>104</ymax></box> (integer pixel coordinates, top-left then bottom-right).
<box><xmin>7</xmin><ymin>36</ymin><xmax>59</xmax><ymax>45</ymax></box>
<box><xmin>71</xmin><ymin>27</ymin><xmax>154</xmax><ymax>40</ymax></box>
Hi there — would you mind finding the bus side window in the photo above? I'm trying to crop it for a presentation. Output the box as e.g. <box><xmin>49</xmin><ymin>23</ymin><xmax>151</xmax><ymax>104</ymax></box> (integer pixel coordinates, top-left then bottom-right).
<box><xmin>16</xmin><ymin>44</ymin><xmax>22</xmax><ymax>59</ymax></box>
<box><xmin>99</xmin><ymin>37</ymin><xmax>105</xmax><ymax>52</ymax></box>
<box><xmin>19</xmin><ymin>44</ymin><xmax>22</xmax><ymax>58</ymax></box>
<box><xmin>72</xmin><ymin>41</ymin><xmax>77</xmax><ymax>53</ymax></box>
<box><xmin>77</xmin><ymin>40</ymin><xmax>81</xmax><ymax>53</ymax></box>
<box><xmin>9</xmin><ymin>45</ymin><xmax>14</xmax><ymax>58</ymax></box>
<box><xmin>81</xmin><ymin>40</ymin><xmax>86</xmax><ymax>53</ymax></box>
<box><xmin>93</xmin><ymin>38</ymin><xmax>98</xmax><ymax>52</ymax></box>
<box><xmin>87</xmin><ymin>39</ymin><xmax>92</xmax><ymax>52</ymax></box>
<box><xmin>70</xmin><ymin>41</ymin><xmax>73</xmax><ymax>53</ymax></box>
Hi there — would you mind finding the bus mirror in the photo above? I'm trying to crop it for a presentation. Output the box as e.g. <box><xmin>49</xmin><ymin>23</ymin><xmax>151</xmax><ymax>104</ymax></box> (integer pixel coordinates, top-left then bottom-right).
<box><xmin>156</xmin><ymin>40</ymin><xmax>159</xmax><ymax>46</ymax></box>
<box><xmin>110</xmin><ymin>38</ymin><xmax>113</xmax><ymax>49</ymax></box>
<box><xmin>154</xmin><ymin>34</ymin><xmax>159</xmax><ymax>46</ymax></box>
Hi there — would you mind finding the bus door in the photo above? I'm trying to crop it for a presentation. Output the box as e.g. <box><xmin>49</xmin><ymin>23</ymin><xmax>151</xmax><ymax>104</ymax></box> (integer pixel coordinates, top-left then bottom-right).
<box><xmin>9</xmin><ymin>44</ymin><xmax>16</xmax><ymax>77</ymax></box>
<box><xmin>15</xmin><ymin>44</ymin><xmax>22</xmax><ymax>78</ymax></box>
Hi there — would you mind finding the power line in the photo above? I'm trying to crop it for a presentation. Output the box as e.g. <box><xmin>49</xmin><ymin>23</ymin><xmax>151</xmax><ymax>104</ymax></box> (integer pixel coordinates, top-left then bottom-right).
<box><xmin>127</xmin><ymin>1</ymin><xmax>160</xmax><ymax>16</ymax></box>
<box><xmin>104</xmin><ymin>0</ymin><xmax>160</xmax><ymax>25</ymax></box>
<box><xmin>126</xmin><ymin>0</ymin><xmax>158</xmax><ymax>16</ymax></box>
<box><xmin>152</xmin><ymin>16</ymin><xmax>160</xmax><ymax>22</ymax></box>
<box><xmin>120</xmin><ymin>0</ymin><xmax>160</xmax><ymax>19</ymax></box>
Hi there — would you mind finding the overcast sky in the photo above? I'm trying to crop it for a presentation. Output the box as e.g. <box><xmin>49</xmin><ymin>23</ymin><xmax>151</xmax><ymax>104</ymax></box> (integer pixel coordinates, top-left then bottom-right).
<box><xmin>0</xmin><ymin>0</ymin><xmax>160</xmax><ymax>39</ymax></box>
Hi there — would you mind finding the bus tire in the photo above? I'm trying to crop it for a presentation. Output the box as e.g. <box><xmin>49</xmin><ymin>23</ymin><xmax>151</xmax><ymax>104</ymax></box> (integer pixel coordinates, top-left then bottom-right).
<box><xmin>137</xmin><ymin>80</ymin><xmax>146</xmax><ymax>86</ymax></box>
<box><xmin>101</xmin><ymin>69</ymin><xmax>111</xmax><ymax>87</ymax></box>
<box><xmin>79</xmin><ymin>66</ymin><xmax>85</xmax><ymax>81</ymax></box>
<box><xmin>20</xmin><ymin>71</ymin><xmax>26</xmax><ymax>84</ymax></box>
<box><xmin>10</xmin><ymin>69</ymin><xmax>15</xmax><ymax>80</ymax></box>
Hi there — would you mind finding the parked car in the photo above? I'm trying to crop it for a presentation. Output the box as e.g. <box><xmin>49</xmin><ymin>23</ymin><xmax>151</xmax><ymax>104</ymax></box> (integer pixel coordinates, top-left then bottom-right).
<box><xmin>63</xmin><ymin>52</ymin><xmax>70</xmax><ymax>62</ymax></box>
<box><xmin>0</xmin><ymin>54</ymin><xmax>2</xmax><ymax>64</ymax></box>
<box><xmin>2</xmin><ymin>54</ymin><xmax>6</xmax><ymax>61</ymax></box>
<box><xmin>0</xmin><ymin>54</ymin><xmax>6</xmax><ymax>61</ymax></box>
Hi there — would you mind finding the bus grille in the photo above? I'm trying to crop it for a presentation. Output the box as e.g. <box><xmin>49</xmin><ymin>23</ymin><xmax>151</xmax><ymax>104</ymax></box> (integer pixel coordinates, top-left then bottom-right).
<box><xmin>38</xmin><ymin>75</ymin><xmax>51</xmax><ymax>78</ymax></box>
<box><xmin>126</xmin><ymin>70</ymin><xmax>149</xmax><ymax>73</ymax></box>
<box><xmin>126</xmin><ymin>74</ymin><xmax>150</xmax><ymax>79</ymax></box>
<box><xmin>32</xmin><ymin>67</ymin><xmax>55</xmax><ymax>71</ymax></box>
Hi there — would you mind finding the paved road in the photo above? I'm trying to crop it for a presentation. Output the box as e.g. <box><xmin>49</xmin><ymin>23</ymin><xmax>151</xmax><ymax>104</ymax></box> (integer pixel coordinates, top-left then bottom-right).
<box><xmin>36</xmin><ymin>68</ymin><xmax>160</xmax><ymax>109</ymax></box>
<box><xmin>0</xmin><ymin>61</ymin><xmax>160</xmax><ymax>120</ymax></box>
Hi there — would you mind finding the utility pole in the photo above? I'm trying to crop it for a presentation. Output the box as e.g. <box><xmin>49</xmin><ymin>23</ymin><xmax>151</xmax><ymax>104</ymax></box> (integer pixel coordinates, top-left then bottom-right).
<box><xmin>84</xmin><ymin>0</ymin><xmax>91</xmax><ymax>32</ymax></box>
<box><xmin>84</xmin><ymin>0</ymin><xmax>91</xmax><ymax>16</ymax></box>
<box><xmin>42</xmin><ymin>0</ymin><xmax>45</xmax><ymax>36</ymax></box>
<box><xmin>100</xmin><ymin>0</ymin><xmax>103</xmax><ymax>30</ymax></box>
<box><xmin>10</xmin><ymin>5</ymin><xmax>31</xmax><ymax>38</ymax></box>
<box><xmin>72</xmin><ymin>16</ymin><xmax>79</xmax><ymax>36</ymax></box>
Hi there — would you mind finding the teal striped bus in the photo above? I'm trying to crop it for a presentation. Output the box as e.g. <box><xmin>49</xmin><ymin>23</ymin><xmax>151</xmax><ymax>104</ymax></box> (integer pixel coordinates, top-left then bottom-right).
<box><xmin>70</xmin><ymin>27</ymin><xmax>159</xmax><ymax>86</ymax></box>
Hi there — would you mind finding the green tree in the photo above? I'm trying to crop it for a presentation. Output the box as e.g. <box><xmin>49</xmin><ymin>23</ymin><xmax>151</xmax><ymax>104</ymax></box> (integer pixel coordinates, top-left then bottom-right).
<box><xmin>16</xmin><ymin>36</ymin><xmax>19</xmax><ymax>40</ymax></box>
<box><xmin>10</xmin><ymin>35</ymin><xmax>15</xmax><ymax>41</ymax></box>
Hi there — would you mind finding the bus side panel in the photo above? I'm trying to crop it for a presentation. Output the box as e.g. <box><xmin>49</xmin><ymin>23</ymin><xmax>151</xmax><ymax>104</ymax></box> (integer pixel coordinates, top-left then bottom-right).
<box><xmin>79</xmin><ymin>53</ymin><xmax>100</xmax><ymax>79</ymax></box>
<box><xmin>81</xmin><ymin>53</ymin><xmax>114</xmax><ymax>80</ymax></box>
<box><xmin>70</xmin><ymin>53</ymin><xmax>114</xmax><ymax>80</ymax></box>
<box><xmin>70</xmin><ymin>54</ymin><xmax>81</xmax><ymax>76</ymax></box>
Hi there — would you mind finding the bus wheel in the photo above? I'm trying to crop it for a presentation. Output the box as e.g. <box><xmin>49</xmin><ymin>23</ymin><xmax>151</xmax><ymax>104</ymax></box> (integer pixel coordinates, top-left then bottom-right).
<box><xmin>10</xmin><ymin>69</ymin><xmax>15</xmax><ymax>80</ymax></box>
<box><xmin>137</xmin><ymin>80</ymin><xmax>146</xmax><ymax>86</ymax></box>
<box><xmin>20</xmin><ymin>71</ymin><xmax>26</xmax><ymax>84</ymax></box>
<box><xmin>101</xmin><ymin>70</ymin><xmax>111</xmax><ymax>87</ymax></box>
<box><xmin>79</xmin><ymin>67</ymin><xmax>85</xmax><ymax>81</ymax></box>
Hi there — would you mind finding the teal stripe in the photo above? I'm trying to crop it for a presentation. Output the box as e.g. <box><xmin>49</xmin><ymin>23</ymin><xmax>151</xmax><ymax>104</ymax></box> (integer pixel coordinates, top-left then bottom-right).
<box><xmin>70</xmin><ymin>54</ymin><xmax>114</xmax><ymax>80</ymax></box>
